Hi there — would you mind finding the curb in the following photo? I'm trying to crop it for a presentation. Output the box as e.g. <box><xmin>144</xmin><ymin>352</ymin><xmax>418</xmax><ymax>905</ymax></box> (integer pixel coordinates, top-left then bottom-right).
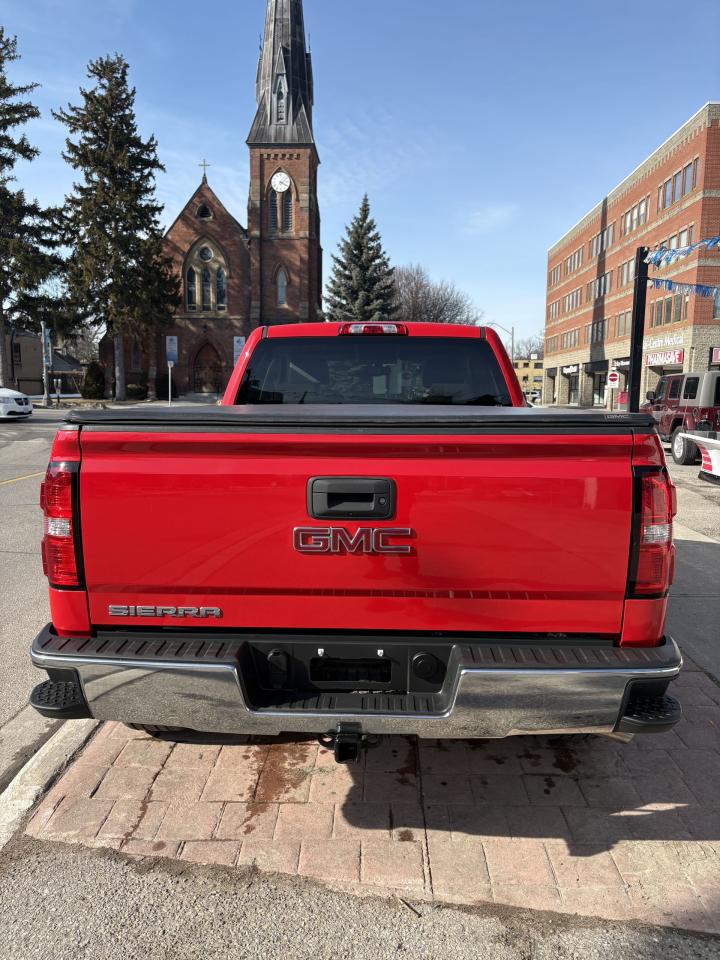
<box><xmin>0</xmin><ymin>719</ymin><xmax>98</xmax><ymax>852</ymax></box>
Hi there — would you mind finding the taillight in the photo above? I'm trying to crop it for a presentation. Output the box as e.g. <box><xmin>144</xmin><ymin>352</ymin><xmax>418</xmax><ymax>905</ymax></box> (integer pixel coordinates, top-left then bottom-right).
<box><xmin>41</xmin><ymin>462</ymin><xmax>83</xmax><ymax>589</ymax></box>
<box><xmin>339</xmin><ymin>322</ymin><xmax>408</xmax><ymax>336</ymax></box>
<box><xmin>629</xmin><ymin>469</ymin><xmax>676</xmax><ymax>598</ymax></box>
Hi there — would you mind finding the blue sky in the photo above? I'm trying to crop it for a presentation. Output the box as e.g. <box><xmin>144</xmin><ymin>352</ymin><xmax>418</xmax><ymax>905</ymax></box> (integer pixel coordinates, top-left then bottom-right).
<box><xmin>4</xmin><ymin>0</ymin><xmax>719</xmax><ymax>337</ymax></box>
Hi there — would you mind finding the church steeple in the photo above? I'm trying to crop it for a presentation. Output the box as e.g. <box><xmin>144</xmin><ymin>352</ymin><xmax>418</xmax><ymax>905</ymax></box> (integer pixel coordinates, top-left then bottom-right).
<box><xmin>248</xmin><ymin>0</ymin><xmax>314</xmax><ymax>146</ymax></box>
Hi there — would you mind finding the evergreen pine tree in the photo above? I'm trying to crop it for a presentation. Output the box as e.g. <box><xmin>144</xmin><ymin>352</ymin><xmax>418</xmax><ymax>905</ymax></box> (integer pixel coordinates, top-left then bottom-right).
<box><xmin>0</xmin><ymin>29</ymin><xmax>62</xmax><ymax>388</ymax></box>
<box><xmin>325</xmin><ymin>195</ymin><xmax>397</xmax><ymax>323</ymax></box>
<box><xmin>54</xmin><ymin>55</ymin><xmax>178</xmax><ymax>401</ymax></box>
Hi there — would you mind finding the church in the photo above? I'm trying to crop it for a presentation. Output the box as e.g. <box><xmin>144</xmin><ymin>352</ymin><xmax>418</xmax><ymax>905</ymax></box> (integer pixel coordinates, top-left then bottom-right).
<box><xmin>109</xmin><ymin>0</ymin><xmax>322</xmax><ymax>396</ymax></box>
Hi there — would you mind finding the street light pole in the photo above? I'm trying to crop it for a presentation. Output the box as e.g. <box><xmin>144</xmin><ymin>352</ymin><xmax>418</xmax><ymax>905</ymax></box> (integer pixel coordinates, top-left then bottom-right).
<box><xmin>486</xmin><ymin>322</ymin><xmax>515</xmax><ymax>363</ymax></box>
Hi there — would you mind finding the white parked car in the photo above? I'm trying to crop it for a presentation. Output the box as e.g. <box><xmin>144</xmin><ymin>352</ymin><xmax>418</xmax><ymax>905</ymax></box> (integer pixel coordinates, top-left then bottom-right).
<box><xmin>0</xmin><ymin>388</ymin><xmax>33</xmax><ymax>419</ymax></box>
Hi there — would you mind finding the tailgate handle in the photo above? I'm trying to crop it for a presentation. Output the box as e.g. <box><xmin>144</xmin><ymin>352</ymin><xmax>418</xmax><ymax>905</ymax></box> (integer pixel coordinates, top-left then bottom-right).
<box><xmin>308</xmin><ymin>478</ymin><xmax>395</xmax><ymax>520</ymax></box>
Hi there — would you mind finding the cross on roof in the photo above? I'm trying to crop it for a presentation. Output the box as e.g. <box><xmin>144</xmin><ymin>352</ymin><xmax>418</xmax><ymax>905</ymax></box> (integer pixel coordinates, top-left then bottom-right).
<box><xmin>199</xmin><ymin>159</ymin><xmax>211</xmax><ymax>182</ymax></box>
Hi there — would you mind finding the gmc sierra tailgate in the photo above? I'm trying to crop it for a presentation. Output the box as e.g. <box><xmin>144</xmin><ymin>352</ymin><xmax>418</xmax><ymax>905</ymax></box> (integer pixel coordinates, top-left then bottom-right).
<box><xmin>68</xmin><ymin>406</ymin><xmax>646</xmax><ymax>637</ymax></box>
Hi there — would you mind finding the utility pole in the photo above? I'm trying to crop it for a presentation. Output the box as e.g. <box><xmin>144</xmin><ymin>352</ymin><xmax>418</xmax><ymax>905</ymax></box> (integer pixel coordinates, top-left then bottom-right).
<box><xmin>627</xmin><ymin>246</ymin><xmax>649</xmax><ymax>413</ymax></box>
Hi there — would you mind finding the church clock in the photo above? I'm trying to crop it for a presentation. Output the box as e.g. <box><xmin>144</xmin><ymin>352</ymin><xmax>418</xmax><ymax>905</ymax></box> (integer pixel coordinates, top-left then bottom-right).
<box><xmin>270</xmin><ymin>171</ymin><xmax>291</xmax><ymax>193</ymax></box>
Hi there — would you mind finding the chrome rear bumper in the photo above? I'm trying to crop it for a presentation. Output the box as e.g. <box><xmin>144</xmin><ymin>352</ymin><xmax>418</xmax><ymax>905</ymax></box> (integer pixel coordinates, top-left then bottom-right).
<box><xmin>30</xmin><ymin>627</ymin><xmax>682</xmax><ymax>739</ymax></box>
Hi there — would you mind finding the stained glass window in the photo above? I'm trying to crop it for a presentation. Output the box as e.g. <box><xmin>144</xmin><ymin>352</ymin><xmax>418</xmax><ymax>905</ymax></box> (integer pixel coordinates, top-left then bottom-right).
<box><xmin>186</xmin><ymin>268</ymin><xmax>197</xmax><ymax>310</ymax></box>
<box><xmin>277</xmin><ymin>268</ymin><xmax>288</xmax><ymax>306</ymax></box>
<box><xmin>201</xmin><ymin>267</ymin><xmax>212</xmax><ymax>311</ymax></box>
<box><xmin>217</xmin><ymin>268</ymin><xmax>227</xmax><ymax>309</ymax></box>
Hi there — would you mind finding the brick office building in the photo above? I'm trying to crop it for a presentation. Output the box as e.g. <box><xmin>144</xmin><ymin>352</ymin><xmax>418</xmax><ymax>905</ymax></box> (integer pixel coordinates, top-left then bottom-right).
<box><xmin>544</xmin><ymin>102</ymin><xmax>720</xmax><ymax>408</ymax></box>
<box><xmin>104</xmin><ymin>0</ymin><xmax>322</xmax><ymax>396</ymax></box>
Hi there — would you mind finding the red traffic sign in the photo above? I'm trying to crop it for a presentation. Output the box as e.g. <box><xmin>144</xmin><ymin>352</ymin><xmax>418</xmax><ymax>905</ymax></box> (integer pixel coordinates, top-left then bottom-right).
<box><xmin>608</xmin><ymin>370</ymin><xmax>620</xmax><ymax>388</ymax></box>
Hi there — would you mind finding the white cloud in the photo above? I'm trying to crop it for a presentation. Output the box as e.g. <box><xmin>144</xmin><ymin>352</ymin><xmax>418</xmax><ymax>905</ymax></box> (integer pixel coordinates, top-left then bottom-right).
<box><xmin>464</xmin><ymin>203</ymin><xmax>519</xmax><ymax>235</ymax></box>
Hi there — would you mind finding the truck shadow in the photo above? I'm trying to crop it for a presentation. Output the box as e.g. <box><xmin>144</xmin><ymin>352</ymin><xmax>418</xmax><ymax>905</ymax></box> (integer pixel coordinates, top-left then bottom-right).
<box><xmin>335</xmin><ymin>707</ymin><xmax>718</xmax><ymax>858</ymax></box>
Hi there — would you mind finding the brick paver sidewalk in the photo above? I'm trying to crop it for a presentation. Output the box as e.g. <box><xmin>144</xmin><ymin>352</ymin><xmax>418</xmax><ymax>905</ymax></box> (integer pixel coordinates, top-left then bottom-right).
<box><xmin>27</xmin><ymin>660</ymin><xmax>720</xmax><ymax>933</ymax></box>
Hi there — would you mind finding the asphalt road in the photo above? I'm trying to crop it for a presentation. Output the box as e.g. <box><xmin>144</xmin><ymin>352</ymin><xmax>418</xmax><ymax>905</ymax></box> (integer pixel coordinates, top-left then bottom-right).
<box><xmin>1</xmin><ymin>839</ymin><xmax>717</xmax><ymax>960</ymax></box>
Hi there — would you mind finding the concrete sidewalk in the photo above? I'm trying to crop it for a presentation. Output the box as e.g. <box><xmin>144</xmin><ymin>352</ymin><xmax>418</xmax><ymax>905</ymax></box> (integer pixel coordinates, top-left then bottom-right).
<box><xmin>26</xmin><ymin>655</ymin><xmax>720</xmax><ymax>934</ymax></box>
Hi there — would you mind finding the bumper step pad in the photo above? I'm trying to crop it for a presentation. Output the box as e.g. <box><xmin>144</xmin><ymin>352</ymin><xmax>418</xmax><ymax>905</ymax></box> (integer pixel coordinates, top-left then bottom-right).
<box><xmin>617</xmin><ymin>694</ymin><xmax>682</xmax><ymax>734</ymax></box>
<box><xmin>30</xmin><ymin>679</ymin><xmax>92</xmax><ymax>720</ymax></box>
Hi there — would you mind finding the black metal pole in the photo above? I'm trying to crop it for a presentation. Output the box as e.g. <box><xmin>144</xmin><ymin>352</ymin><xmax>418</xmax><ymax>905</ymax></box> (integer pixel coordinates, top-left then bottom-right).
<box><xmin>627</xmin><ymin>246</ymin><xmax>649</xmax><ymax>412</ymax></box>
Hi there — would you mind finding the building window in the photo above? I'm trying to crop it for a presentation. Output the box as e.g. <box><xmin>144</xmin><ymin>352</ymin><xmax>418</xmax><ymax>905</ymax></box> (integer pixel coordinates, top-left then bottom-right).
<box><xmin>590</xmin><ymin>224</ymin><xmax>614</xmax><ymax>258</ymax></box>
<box><xmin>664</xmin><ymin>297</ymin><xmax>673</xmax><ymax>325</ymax></box>
<box><xmin>693</xmin><ymin>157</ymin><xmax>699</xmax><ymax>188</ymax></box>
<box><xmin>590</xmin><ymin>319</ymin><xmax>607</xmax><ymax>343</ymax></box>
<box><xmin>201</xmin><ymin>267</ymin><xmax>212</xmax><ymax>311</ymax></box>
<box><xmin>548</xmin><ymin>299</ymin><xmax>560</xmax><ymax>320</ymax></box>
<box><xmin>276</xmin><ymin>88</ymin><xmax>286</xmax><ymax>123</ymax></box>
<box><xmin>186</xmin><ymin>268</ymin><xmax>197</xmax><ymax>310</ymax></box>
<box><xmin>683</xmin><ymin>163</ymin><xmax>692</xmax><ymax>196</ymax></box>
<box><xmin>673</xmin><ymin>171</ymin><xmax>683</xmax><ymax>203</ymax></box>
<box><xmin>216</xmin><ymin>268</ymin><xmax>227</xmax><ymax>310</ymax></box>
<box><xmin>277</xmin><ymin>268</ymin><xmax>288</xmax><ymax>306</ymax></box>
<box><xmin>563</xmin><ymin>288</ymin><xmax>582</xmax><ymax>312</ymax></box>
<box><xmin>588</xmin><ymin>271</ymin><xmax>612</xmax><ymax>301</ymax></box>
<box><xmin>197</xmin><ymin>204</ymin><xmax>212</xmax><ymax>220</ymax></box>
<box><xmin>549</xmin><ymin>265</ymin><xmax>561</xmax><ymax>287</ymax></box>
<box><xmin>618</xmin><ymin>258</ymin><xmax>635</xmax><ymax>288</ymax></box>
<box><xmin>563</xmin><ymin>247</ymin><xmax>583</xmax><ymax>276</ymax></box>
<box><xmin>673</xmin><ymin>294</ymin><xmax>682</xmax><ymax>323</ymax></box>
<box><xmin>560</xmin><ymin>328</ymin><xmax>580</xmax><ymax>350</ymax></box>
<box><xmin>546</xmin><ymin>336</ymin><xmax>558</xmax><ymax>353</ymax></box>
<box><xmin>282</xmin><ymin>189</ymin><xmax>293</xmax><ymax>233</ymax></box>
<box><xmin>623</xmin><ymin>198</ymin><xmax>648</xmax><ymax>236</ymax></box>
<box><xmin>615</xmin><ymin>311</ymin><xmax>632</xmax><ymax>338</ymax></box>
<box><xmin>663</xmin><ymin>179</ymin><xmax>672</xmax><ymax>209</ymax></box>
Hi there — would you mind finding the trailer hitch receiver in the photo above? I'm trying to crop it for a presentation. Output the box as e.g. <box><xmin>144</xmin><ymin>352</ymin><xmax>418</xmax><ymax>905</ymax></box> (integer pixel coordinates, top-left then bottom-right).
<box><xmin>319</xmin><ymin>724</ymin><xmax>380</xmax><ymax>764</ymax></box>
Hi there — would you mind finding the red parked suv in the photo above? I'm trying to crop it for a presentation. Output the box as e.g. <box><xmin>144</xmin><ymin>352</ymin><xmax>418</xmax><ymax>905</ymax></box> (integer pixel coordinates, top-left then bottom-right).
<box><xmin>642</xmin><ymin>370</ymin><xmax>720</xmax><ymax>464</ymax></box>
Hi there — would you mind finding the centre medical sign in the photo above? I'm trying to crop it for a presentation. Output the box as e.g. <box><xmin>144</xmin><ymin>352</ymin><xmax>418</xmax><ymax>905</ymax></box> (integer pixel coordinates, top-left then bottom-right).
<box><xmin>646</xmin><ymin>349</ymin><xmax>684</xmax><ymax>367</ymax></box>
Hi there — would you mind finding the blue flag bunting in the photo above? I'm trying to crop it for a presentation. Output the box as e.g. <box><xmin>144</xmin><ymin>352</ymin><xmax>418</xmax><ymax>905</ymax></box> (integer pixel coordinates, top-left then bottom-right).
<box><xmin>645</xmin><ymin>234</ymin><xmax>720</xmax><ymax>267</ymax></box>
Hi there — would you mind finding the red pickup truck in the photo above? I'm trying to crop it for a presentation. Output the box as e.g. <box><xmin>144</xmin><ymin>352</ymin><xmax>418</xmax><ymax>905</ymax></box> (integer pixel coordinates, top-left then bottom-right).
<box><xmin>30</xmin><ymin>322</ymin><xmax>682</xmax><ymax>762</ymax></box>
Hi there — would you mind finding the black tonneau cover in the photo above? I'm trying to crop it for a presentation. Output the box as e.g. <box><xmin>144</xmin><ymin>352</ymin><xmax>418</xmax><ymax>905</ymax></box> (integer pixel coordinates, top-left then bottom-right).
<box><xmin>65</xmin><ymin>405</ymin><xmax>656</xmax><ymax>435</ymax></box>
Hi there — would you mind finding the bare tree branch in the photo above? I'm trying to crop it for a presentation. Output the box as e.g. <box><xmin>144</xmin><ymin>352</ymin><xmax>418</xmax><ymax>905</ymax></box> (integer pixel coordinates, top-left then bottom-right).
<box><xmin>394</xmin><ymin>264</ymin><xmax>483</xmax><ymax>326</ymax></box>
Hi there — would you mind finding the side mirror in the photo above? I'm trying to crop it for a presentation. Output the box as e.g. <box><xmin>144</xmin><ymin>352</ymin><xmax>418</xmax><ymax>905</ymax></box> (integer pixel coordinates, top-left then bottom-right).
<box><xmin>645</xmin><ymin>391</ymin><xmax>656</xmax><ymax>403</ymax></box>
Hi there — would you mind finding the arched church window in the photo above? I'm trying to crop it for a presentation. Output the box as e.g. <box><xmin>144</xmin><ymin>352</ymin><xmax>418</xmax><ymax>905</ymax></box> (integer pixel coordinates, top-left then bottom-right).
<box><xmin>277</xmin><ymin>268</ymin><xmax>288</xmax><ymax>307</ymax></box>
<box><xmin>216</xmin><ymin>268</ymin><xmax>227</xmax><ymax>310</ymax></box>
<box><xmin>268</xmin><ymin>189</ymin><xmax>279</xmax><ymax>232</ymax></box>
<box><xmin>276</xmin><ymin>89</ymin><xmax>286</xmax><ymax>123</ymax></box>
<box><xmin>186</xmin><ymin>268</ymin><xmax>197</xmax><ymax>310</ymax></box>
<box><xmin>282</xmin><ymin>190</ymin><xmax>293</xmax><ymax>233</ymax></box>
<box><xmin>201</xmin><ymin>267</ymin><xmax>212</xmax><ymax>311</ymax></box>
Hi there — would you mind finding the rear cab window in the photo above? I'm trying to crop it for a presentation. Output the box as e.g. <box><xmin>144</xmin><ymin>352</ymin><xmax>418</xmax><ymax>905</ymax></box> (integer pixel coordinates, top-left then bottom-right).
<box><xmin>683</xmin><ymin>376</ymin><xmax>700</xmax><ymax>400</ymax></box>
<box><xmin>235</xmin><ymin>337</ymin><xmax>513</xmax><ymax>406</ymax></box>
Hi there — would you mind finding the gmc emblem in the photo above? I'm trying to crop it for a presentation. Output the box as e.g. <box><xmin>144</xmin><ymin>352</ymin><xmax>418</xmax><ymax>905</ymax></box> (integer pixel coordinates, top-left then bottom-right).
<box><xmin>293</xmin><ymin>527</ymin><xmax>414</xmax><ymax>555</ymax></box>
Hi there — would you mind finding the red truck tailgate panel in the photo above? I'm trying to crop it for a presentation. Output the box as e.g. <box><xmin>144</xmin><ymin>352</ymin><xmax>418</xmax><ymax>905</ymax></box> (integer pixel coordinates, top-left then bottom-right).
<box><xmin>79</xmin><ymin>430</ymin><xmax>633</xmax><ymax>636</ymax></box>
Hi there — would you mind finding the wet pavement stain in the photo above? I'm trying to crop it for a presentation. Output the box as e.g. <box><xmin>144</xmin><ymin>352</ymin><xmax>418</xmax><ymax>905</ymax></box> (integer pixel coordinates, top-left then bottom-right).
<box><xmin>254</xmin><ymin>742</ymin><xmax>316</xmax><ymax>804</ymax></box>
<box><xmin>550</xmin><ymin>744</ymin><xmax>578</xmax><ymax>774</ymax></box>
<box><xmin>543</xmin><ymin>776</ymin><xmax>556</xmax><ymax>796</ymax></box>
